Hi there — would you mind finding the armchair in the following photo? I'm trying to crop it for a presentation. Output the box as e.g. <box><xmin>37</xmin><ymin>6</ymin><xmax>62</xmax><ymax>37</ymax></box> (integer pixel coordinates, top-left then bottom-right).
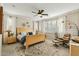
<box><xmin>53</xmin><ymin>33</ymin><xmax>71</xmax><ymax>48</ymax></box>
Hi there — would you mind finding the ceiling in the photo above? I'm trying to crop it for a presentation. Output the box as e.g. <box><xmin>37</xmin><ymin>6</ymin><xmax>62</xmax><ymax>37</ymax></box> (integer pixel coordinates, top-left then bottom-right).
<box><xmin>2</xmin><ymin>3</ymin><xmax>79</xmax><ymax>21</ymax></box>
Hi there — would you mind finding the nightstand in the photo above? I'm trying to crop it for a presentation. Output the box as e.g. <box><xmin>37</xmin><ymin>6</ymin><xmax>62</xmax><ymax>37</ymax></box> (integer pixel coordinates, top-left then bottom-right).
<box><xmin>70</xmin><ymin>36</ymin><xmax>79</xmax><ymax>56</ymax></box>
<box><xmin>7</xmin><ymin>36</ymin><xmax>16</xmax><ymax>44</ymax></box>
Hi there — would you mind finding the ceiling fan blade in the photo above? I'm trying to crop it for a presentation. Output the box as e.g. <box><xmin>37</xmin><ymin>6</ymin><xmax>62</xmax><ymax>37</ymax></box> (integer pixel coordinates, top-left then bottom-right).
<box><xmin>40</xmin><ymin>10</ymin><xmax>44</xmax><ymax>13</ymax></box>
<box><xmin>38</xmin><ymin>10</ymin><xmax>44</xmax><ymax>14</ymax></box>
<box><xmin>33</xmin><ymin>14</ymin><xmax>38</xmax><ymax>17</ymax></box>
<box><xmin>32</xmin><ymin>11</ymin><xmax>37</xmax><ymax>14</ymax></box>
<box><xmin>42</xmin><ymin>14</ymin><xmax>48</xmax><ymax>16</ymax></box>
<box><xmin>38</xmin><ymin>10</ymin><xmax>41</xmax><ymax>14</ymax></box>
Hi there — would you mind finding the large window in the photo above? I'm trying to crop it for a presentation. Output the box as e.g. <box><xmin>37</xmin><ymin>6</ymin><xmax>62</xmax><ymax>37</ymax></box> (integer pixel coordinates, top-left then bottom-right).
<box><xmin>37</xmin><ymin>16</ymin><xmax>66</xmax><ymax>36</ymax></box>
<box><xmin>45</xmin><ymin>20</ymin><xmax>57</xmax><ymax>33</ymax></box>
<box><xmin>57</xmin><ymin>17</ymin><xmax>66</xmax><ymax>37</ymax></box>
<box><xmin>40</xmin><ymin>20</ymin><xmax>57</xmax><ymax>33</ymax></box>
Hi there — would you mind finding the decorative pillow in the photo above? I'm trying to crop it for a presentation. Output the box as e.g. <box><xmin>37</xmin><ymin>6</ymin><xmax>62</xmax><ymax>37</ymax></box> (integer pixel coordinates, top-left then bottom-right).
<box><xmin>17</xmin><ymin>34</ymin><xmax>22</xmax><ymax>41</ymax></box>
<box><xmin>28</xmin><ymin>32</ymin><xmax>33</xmax><ymax>35</ymax></box>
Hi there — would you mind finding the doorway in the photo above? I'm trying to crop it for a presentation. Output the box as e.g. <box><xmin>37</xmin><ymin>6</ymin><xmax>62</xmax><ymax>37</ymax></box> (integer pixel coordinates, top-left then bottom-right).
<box><xmin>0</xmin><ymin>6</ymin><xmax>3</xmax><ymax>34</ymax></box>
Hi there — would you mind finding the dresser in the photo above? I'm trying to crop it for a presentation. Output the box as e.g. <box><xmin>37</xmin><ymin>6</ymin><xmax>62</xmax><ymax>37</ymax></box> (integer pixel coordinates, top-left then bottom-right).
<box><xmin>4</xmin><ymin>32</ymin><xmax>16</xmax><ymax>44</ymax></box>
<box><xmin>70</xmin><ymin>41</ymin><xmax>79</xmax><ymax>56</ymax></box>
<box><xmin>7</xmin><ymin>36</ymin><xmax>16</xmax><ymax>43</ymax></box>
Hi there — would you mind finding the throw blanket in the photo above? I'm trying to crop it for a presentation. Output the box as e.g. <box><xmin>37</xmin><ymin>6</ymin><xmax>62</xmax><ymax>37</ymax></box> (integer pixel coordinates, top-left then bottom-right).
<box><xmin>17</xmin><ymin>35</ymin><xmax>26</xmax><ymax>46</ymax></box>
<box><xmin>21</xmin><ymin>36</ymin><xmax>26</xmax><ymax>45</ymax></box>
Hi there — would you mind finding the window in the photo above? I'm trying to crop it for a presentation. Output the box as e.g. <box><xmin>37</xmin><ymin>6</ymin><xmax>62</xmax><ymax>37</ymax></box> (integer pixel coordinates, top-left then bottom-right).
<box><xmin>43</xmin><ymin>20</ymin><xmax>57</xmax><ymax>33</ymax></box>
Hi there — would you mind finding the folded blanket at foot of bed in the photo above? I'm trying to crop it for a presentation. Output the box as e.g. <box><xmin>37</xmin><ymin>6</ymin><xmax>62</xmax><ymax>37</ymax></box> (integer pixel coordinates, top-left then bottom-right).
<box><xmin>21</xmin><ymin>36</ymin><xmax>26</xmax><ymax>45</ymax></box>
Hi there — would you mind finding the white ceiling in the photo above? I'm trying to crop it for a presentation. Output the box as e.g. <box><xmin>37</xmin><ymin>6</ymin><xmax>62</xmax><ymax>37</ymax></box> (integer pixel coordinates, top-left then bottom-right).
<box><xmin>2</xmin><ymin>3</ymin><xmax>79</xmax><ymax>21</ymax></box>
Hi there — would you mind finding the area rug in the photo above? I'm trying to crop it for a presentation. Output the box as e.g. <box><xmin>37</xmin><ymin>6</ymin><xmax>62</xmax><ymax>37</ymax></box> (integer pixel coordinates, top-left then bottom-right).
<box><xmin>15</xmin><ymin>39</ymin><xmax>69</xmax><ymax>56</ymax></box>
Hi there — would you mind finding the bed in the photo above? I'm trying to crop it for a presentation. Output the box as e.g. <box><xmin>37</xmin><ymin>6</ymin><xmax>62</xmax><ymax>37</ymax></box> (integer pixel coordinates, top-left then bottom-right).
<box><xmin>16</xmin><ymin>27</ymin><xmax>46</xmax><ymax>48</ymax></box>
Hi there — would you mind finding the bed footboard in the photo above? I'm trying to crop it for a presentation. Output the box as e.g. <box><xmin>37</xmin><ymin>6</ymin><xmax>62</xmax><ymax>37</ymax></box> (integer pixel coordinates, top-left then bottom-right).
<box><xmin>26</xmin><ymin>34</ymin><xmax>46</xmax><ymax>48</ymax></box>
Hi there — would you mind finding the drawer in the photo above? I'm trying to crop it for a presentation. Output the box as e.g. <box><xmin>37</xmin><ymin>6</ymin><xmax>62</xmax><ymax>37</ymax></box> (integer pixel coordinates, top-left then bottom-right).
<box><xmin>71</xmin><ymin>45</ymin><xmax>79</xmax><ymax>56</ymax></box>
<box><xmin>7</xmin><ymin>37</ymin><xmax>16</xmax><ymax>43</ymax></box>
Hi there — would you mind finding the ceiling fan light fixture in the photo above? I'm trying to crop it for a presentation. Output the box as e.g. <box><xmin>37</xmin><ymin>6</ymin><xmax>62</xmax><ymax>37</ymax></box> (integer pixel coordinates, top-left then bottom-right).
<box><xmin>32</xmin><ymin>9</ymin><xmax>48</xmax><ymax>18</ymax></box>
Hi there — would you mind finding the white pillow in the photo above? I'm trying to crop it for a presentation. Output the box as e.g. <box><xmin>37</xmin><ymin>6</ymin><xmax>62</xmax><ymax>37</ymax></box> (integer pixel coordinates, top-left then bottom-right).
<box><xmin>33</xmin><ymin>32</ymin><xmax>36</xmax><ymax>35</ymax></box>
<box><xmin>21</xmin><ymin>32</ymin><xmax>27</xmax><ymax>37</ymax></box>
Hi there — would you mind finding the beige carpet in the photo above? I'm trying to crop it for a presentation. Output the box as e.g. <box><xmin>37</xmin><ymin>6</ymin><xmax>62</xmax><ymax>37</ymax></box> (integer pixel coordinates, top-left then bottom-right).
<box><xmin>2</xmin><ymin>39</ymin><xmax>69</xmax><ymax>56</ymax></box>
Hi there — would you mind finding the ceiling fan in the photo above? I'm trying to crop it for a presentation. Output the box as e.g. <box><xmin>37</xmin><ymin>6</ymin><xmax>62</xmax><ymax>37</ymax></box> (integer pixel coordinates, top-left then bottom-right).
<box><xmin>32</xmin><ymin>9</ymin><xmax>48</xmax><ymax>18</ymax></box>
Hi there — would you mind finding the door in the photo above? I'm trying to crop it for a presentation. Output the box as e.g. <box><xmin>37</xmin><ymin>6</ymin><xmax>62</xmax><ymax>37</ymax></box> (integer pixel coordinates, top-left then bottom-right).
<box><xmin>0</xmin><ymin>6</ymin><xmax>3</xmax><ymax>34</ymax></box>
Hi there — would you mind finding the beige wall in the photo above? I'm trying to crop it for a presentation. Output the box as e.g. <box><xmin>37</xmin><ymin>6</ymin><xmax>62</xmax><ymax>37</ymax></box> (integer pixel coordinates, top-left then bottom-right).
<box><xmin>66</xmin><ymin>11</ymin><xmax>79</xmax><ymax>36</ymax></box>
<box><xmin>3</xmin><ymin>14</ymin><xmax>16</xmax><ymax>43</ymax></box>
<box><xmin>0</xmin><ymin>4</ymin><xmax>1</xmax><ymax>6</ymax></box>
<box><xmin>16</xmin><ymin>17</ymin><xmax>33</xmax><ymax>29</ymax></box>
<box><xmin>3</xmin><ymin>14</ymin><xmax>16</xmax><ymax>33</ymax></box>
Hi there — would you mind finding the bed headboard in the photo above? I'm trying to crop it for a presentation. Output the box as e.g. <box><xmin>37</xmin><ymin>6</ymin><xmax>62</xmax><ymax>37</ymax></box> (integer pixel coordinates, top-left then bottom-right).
<box><xmin>16</xmin><ymin>27</ymin><xmax>33</xmax><ymax>34</ymax></box>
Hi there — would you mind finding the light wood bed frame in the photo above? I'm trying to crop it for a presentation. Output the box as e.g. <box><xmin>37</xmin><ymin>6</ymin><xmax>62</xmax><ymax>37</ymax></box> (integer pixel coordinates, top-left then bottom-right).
<box><xmin>16</xmin><ymin>27</ymin><xmax>46</xmax><ymax>48</ymax></box>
